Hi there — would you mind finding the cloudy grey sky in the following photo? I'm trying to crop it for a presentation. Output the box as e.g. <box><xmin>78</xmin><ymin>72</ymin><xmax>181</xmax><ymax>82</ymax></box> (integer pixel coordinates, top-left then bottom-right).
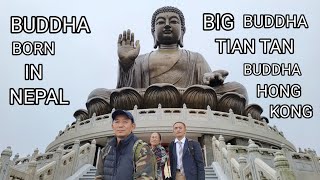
<box><xmin>1</xmin><ymin>0</ymin><xmax>319</xmax><ymax>157</ymax></box>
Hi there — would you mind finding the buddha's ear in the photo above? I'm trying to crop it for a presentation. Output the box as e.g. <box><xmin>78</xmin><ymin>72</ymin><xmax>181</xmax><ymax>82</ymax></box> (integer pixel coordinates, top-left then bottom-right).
<box><xmin>178</xmin><ymin>37</ymin><xmax>184</xmax><ymax>48</ymax></box>
<box><xmin>152</xmin><ymin>33</ymin><xmax>158</xmax><ymax>49</ymax></box>
<box><xmin>179</xmin><ymin>28</ymin><xmax>186</xmax><ymax>48</ymax></box>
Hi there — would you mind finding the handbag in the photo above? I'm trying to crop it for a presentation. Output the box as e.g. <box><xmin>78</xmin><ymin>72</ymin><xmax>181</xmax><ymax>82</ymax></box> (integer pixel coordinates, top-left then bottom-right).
<box><xmin>164</xmin><ymin>161</ymin><xmax>173</xmax><ymax>180</ymax></box>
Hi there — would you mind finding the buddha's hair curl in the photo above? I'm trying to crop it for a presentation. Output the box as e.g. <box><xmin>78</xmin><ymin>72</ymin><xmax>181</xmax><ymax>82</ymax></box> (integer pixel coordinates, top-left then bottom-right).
<box><xmin>151</xmin><ymin>6</ymin><xmax>185</xmax><ymax>33</ymax></box>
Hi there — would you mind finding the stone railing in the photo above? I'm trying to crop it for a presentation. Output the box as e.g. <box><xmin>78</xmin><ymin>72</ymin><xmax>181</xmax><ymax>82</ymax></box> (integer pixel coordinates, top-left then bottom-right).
<box><xmin>0</xmin><ymin>139</ymin><xmax>96</xmax><ymax>180</ymax></box>
<box><xmin>13</xmin><ymin>150</ymin><xmax>56</xmax><ymax>172</ymax></box>
<box><xmin>56</xmin><ymin>106</ymin><xmax>284</xmax><ymax>139</ymax></box>
<box><xmin>35</xmin><ymin>161</ymin><xmax>56</xmax><ymax>180</ymax></box>
<box><xmin>254</xmin><ymin>158</ymin><xmax>277</xmax><ymax>179</ymax></box>
<box><xmin>47</xmin><ymin>105</ymin><xmax>293</xmax><ymax>152</ymax></box>
<box><xmin>211</xmin><ymin>135</ymin><xmax>320</xmax><ymax>180</ymax></box>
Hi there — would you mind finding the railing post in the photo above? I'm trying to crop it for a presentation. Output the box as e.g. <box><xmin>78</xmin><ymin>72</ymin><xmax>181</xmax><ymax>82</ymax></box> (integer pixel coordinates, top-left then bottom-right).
<box><xmin>157</xmin><ymin>104</ymin><xmax>163</xmax><ymax>121</ymax></box>
<box><xmin>133</xmin><ymin>105</ymin><xmax>138</xmax><ymax>120</ymax></box>
<box><xmin>57</xmin><ymin>130</ymin><xmax>63</xmax><ymax>139</ymax></box>
<box><xmin>229</xmin><ymin>109</ymin><xmax>236</xmax><ymax>124</ymax></box>
<box><xmin>248</xmin><ymin>113</ymin><xmax>255</xmax><ymax>127</ymax></box>
<box><xmin>75</xmin><ymin>119</ymin><xmax>80</xmax><ymax>132</ymax></box>
<box><xmin>26</xmin><ymin>160</ymin><xmax>37</xmax><ymax>180</ymax></box>
<box><xmin>238</xmin><ymin>156</ymin><xmax>247</xmax><ymax>180</ymax></box>
<box><xmin>91</xmin><ymin>113</ymin><xmax>96</xmax><ymax>128</ymax></box>
<box><xmin>207</xmin><ymin>105</ymin><xmax>214</xmax><ymax>121</ymax></box>
<box><xmin>219</xmin><ymin>135</ymin><xmax>226</xmax><ymax>167</ymax></box>
<box><xmin>247</xmin><ymin>139</ymin><xmax>260</xmax><ymax>180</ymax></box>
<box><xmin>218</xmin><ymin>135</ymin><xmax>228</xmax><ymax>175</ymax></box>
<box><xmin>110</xmin><ymin>108</ymin><xmax>115</xmax><ymax>123</ymax></box>
<box><xmin>219</xmin><ymin>135</ymin><xmax>226</xmax><ymax>149</ymax></box>
<box><xmin>218</xmin><ymin>136</ymin><xmax>226</xmax><ymax>166</ymax></box>
<box><xmin>226</xmin><ymin>143</ymin><xmax>234</xmax><ymax>179</ymax></box>
<box><xmin>0</xmin><ymin>146</ymin><xmax>13</xmax><ymax>180</ymax></box>
<box><xmin>89</xmin><ymin>139</ymin><xmax>97</xmax><ymax>164</ymax></box>
<box><xmin>182</xmin><ymin>103</ymin><xmax>187</xmax><ymax>121</ymax></box>
<box><xmin>31</xmin><ymin>148</ymin><xmax>39</xmax><ymax>160</ymax></box>
<box><xmin>203</xmin><ymin>134</ymin><xmax>214</xmax><ymax>166</ymax></box>
<box><xmin>13</xmin><ymin>153</ymin><xmax>19</xmax><ymax>163</ymax></box>
<box><xmin>65</xmin><ymin>124</ymin><xmax>70</xmax><ymax>133</ymax></box>
<box><xmin>53</xmin><ymin>144</ymin><xmax>64</xmax><ymax>180</ymax></box>
<box><xmin>212</xmin><ymin>136</ymin><xmax>217</xmax><ymax>161</ymax></box>
<box><xmin>281</xmin><ymin>144</ymin><xmax>295</xmax><ymax>171</ymax></box>
<box><xmin>306</xmin><ymin>148</ymin><xmax>320</xmax><ymax>173</ymax></box>
<box><xmin>274</xmin><ymin>152</ymin><xmax>296</xmax><ymax>180</ymax></box>
<box><xmin>203</xmin><ymin>145</ymin><xmax>207</xmax><ymax>167</ymax></box>
<box><xmin>71</xmin><ymin>140</ymin><xmax>80</xmax><ymax>175</ymax></box>
<box><xmin>227</xmin><ymin>143</ymin><xmax>235</xmax><ymax>160</ymax></box>
<box><xmin>262</xmin><ymin>118</ymin><xmax>268</xmax><ymax>130</ymax></box>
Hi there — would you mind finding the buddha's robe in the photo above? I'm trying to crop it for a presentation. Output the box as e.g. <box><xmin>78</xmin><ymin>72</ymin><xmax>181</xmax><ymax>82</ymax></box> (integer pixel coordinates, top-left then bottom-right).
<box><xmin>116</xmin><ymin>49</ymin><xmax>248</xmax><ymax>101</ymax></box>
<box><xmin>117</xmin><ymin>49</ymin><xmax>211</xmax><ymax>88</ymax></box>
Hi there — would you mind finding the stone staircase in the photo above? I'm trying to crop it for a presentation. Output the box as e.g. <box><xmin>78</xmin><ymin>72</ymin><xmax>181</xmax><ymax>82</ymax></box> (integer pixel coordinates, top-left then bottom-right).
<box><xmin>205</xmin><ymin>166</ymin><xmax>219</xmax><ymax>180</ymax></box>
<box><xmin>79</xmin><ymin>167</ymin><xmax>97</xmax><ymax>180</ymax></box>
<box><xmin>77</xmin><ymin>166</ymin><xmax>219</xmax><ymax>180</ymax></box>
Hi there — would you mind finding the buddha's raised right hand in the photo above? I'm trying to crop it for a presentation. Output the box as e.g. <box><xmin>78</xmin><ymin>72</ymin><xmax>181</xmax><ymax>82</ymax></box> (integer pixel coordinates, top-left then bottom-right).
<box><xmin>118</xmin><ymin>29</ymin><xmax>140</xmax><ymax>68</ymax></box>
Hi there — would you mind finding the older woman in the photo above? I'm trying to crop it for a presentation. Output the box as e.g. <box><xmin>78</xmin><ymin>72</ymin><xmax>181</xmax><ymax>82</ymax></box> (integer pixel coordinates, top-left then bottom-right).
<box><xmin>150</xmin><ymin>132</ymin><xmax>168</xmax><ymax>180</ymax></box>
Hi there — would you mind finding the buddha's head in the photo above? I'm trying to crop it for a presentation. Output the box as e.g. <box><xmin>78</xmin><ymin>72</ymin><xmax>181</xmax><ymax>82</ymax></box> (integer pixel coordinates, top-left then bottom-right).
<box><xmin>151</xmin><ymin>6</ymin><xmax>186</xmax><ymax>48</ymax></box>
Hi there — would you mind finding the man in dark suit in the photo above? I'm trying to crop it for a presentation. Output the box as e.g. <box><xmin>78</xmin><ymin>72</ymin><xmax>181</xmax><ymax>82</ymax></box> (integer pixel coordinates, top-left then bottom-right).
<box><xmin>169</xmin><ymin>122</ymin><xmax>205</xmax><ymax>180</ymax></box>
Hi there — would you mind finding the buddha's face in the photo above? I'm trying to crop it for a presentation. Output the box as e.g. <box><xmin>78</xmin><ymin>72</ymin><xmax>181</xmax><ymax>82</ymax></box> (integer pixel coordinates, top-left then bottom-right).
<box><xmin>154</xmin><ymin>12</ymin><xmax>182</xmax><ymax>45</ymax></box>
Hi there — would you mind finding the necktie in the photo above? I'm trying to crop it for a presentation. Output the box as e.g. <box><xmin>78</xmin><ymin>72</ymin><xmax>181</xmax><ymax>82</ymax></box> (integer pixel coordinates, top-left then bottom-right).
<box><xmin>178</xmin><ymin>141</ymin><xmax>184</xmax><ymax>175</ymax></box>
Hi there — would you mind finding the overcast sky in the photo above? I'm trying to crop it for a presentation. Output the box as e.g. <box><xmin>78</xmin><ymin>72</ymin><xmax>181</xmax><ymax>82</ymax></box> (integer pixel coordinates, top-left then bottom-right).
<box><xmin>1</xmin><ymin>0</ymin><xmax>319</xmax><ymax>157</ymax></box>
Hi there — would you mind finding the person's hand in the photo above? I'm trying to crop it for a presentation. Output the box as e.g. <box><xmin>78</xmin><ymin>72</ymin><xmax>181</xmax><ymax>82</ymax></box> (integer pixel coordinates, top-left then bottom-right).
<box><xmin>118</xmin><ymin>29</ymin><xmax>140</xmax><ymax>66</ymax></box>
<box><xmin>95</xmin><ymin>175</ymin><xmax>103</xmax><ymax>180</ymax></box>
<box><xmin>203</xmin><ymin>70</ymin><xmax>229</xmax><ymax>87</ymax></box>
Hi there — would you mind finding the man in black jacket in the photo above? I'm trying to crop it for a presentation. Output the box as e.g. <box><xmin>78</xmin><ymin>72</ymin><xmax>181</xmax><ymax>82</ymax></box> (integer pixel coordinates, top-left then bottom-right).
<box><xmin>169</xmin><ymin>122</ymin><xmax>205</xmax><ymax>180</ymax></box>
<box><xmin>95</xmin><ymin>110</ymin><xmax>156</xmax><ymax>180</ymax></box>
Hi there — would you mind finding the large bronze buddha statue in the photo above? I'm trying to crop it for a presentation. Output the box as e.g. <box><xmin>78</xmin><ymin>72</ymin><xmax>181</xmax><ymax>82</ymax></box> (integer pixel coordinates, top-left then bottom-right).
<box><xmin>116</xmin><ymin>6</ymin><xmax>248</xmax><ymax>100</ymax></box>
<box><xmin>85</xmin><ymin>6</ymin><xmax>263</xmax><ymax>119</ymax></box>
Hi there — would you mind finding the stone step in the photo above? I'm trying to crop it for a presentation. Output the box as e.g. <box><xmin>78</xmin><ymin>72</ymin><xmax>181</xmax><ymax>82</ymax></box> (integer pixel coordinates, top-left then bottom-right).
<box><xmin>206</xmin><ymin>171</ymin><xmax>216</xmax><ymax>173</ymax></box>
<box><xmin>206</xmin><ymin>174</ymin><xmax>218</xmax><ymax>177</ymax></box>
<box><xmin>79</xmin><ymin>167</ymin><xmax>97</xmax><ymax>179</ymax></box>
<box><xmin>205</xmin><ymin>172</ymin><xmax>217</xmax><ymax>175</ymax></box>
<box><xmin>80</xmin><ymin>166</ymin><xmax>220</xmax><ymax>179</ymax></box>
<box><xmin>206</xmin><ymin>171</ymin><xmax>217</xmax><ymax>174</ymax></box>
<box><xmin>86</xmin><ymin>171</ymin><xmax>96</xmax><ymax>174</ymax></box>
<box><xmin>205</xmin><ymin>166</ymin><xmax>219</xmax><ymax>180</ymax></box>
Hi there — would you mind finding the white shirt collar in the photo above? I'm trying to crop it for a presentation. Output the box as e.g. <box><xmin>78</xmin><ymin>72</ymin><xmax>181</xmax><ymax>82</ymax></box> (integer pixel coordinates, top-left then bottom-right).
<box><xmin>174</xmin><ymin>136</ymin><xmax>186</xmax><ymax>144</ymax></box>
